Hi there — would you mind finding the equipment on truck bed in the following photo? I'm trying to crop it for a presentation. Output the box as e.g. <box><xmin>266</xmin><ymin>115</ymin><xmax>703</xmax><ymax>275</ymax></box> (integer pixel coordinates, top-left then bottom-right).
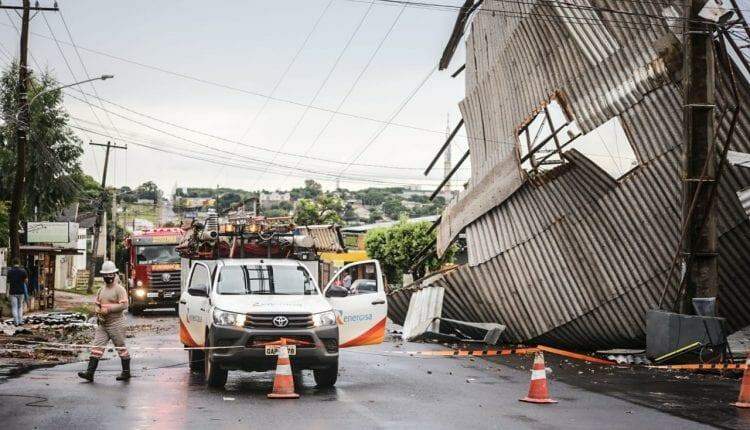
<box><xmin>176</xmin><ymin>211</ymin><xmax>343</xmax><ymax>261</ymax></box>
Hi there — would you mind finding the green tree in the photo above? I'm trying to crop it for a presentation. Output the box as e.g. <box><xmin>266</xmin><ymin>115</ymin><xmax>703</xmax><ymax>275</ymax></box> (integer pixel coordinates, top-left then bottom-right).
<box><xmin>135</xmin><ymin>181</ymin><xmax>160</xmax><ymax>202</ymax></box>
<box><xmin>0</xmin><ymin>201</ymin><xmax>8</xmax><ymax>248</ymax></box>
<box><xmin>382</xmin><ymin>196</ymin><xmax>407</xmax><ymax>219</ymax></box>
<box><xmin>364</xmin><ymin>220</ymin><xmax>456</xmax><ymax>283</ymax></box>
<box><xmin>0</xmin><ymin>64</ymin><xmax>85</xmax><ymax>220</ymax></box>
<box><xmin>290</xmin><ymin>179</ymin><xmax>323</xmax><ymax>200</ymax></box>
<box><xmin>293</xmin><ymin>194</ymin><xmax>343</xmax><ymax>225</ymax></box>
<box><xmin>217</xmin><ymin>192</ymin><xmax>242</xmax><ymax>213</ymax></box>
<box><xmin>367</xmin><ymin>207</ymin><xmax>383</xmax><ymax>223</ymax></box>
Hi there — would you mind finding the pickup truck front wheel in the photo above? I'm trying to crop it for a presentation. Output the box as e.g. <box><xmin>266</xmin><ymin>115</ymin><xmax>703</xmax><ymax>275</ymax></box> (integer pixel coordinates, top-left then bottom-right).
<box><xmin>204</xmin><ymin>337</ymin><xmax>228</xmax><ymax>388</ymax></box>
<box><xmin>188</xmin><ymin>349</ymin><xmax>205</xmax><ymax>373</ymax></box>
<box><xmin>313</xmin><ymin>361</ymin><xmax>338</xmax><ymax>388</ymax></box>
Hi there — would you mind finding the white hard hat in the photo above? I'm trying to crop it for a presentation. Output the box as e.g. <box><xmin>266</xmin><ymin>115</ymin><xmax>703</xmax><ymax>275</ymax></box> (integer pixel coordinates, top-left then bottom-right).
<box><xmin>100</xmin><ymin>260</ymin><xmax>118</xmax><ymax>274</ymax></box>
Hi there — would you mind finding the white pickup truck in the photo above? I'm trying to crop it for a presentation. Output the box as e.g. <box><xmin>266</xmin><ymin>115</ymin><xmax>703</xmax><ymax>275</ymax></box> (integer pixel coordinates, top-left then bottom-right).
<box><xmin>178</xmin><ymin>258</ymin><xmax>388</xmax><ymax>388</ymax></box>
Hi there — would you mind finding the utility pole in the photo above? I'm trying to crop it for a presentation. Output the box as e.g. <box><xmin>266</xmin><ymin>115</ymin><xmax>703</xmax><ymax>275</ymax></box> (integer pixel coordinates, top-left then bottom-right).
<box><xmin>5</xmin><ymin>1</ymin><xmax>59</xmax><ymax>264</ymax></box>
<box><xmin>680</xmin><ymin>0</ymin><xmax>718</xmax><ymax>314</ymax></box>
<box><xmin>87</xmin><ymin>141</ymin><xmax>126</xmax><ymax>293</ymax></box>
<box><xmin>443</xmin><ymin>113</ymin><xmax>452</xmax><ymax>192</ymax></box>
<box><xmin>109</xmin><ymin>188</ymin><xmax>117</xmax><ymax>262</ymax></box>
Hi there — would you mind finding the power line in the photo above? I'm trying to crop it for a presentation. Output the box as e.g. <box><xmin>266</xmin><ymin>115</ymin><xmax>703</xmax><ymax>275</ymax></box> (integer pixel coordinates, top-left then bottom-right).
<box><xmin>64</xmin><ymin>87</ymin><xmax>454</xmax><ymax>171</ymax></box>
<box><xmin>338</xmin><ymin>65</ymin><xmax>437</xmax><ymax>179</ymax></box>
<box><xmin>57</xmin><ymin>8</ymin><xmax>123</xmax><ymax>143</ymax></box>
<box><xmin>280</xmin><ymin>2</ymin><xmax>408</xmax><ymax>187</ymax></box>
<box><xmin>68</xmin><ymin>123</ymin><xmax>469</xmax><ymax>187</ymax></box>
<box><xmin>0</xmin><ymin>19</ymin><xmax>503</xmax><ymax>144</ymax></box>
<box><xmin>253</xmin><ymin>0</ymin><xmax>378</xmax><ymax>188</ymax></box>
<box><xmin>214</xmin><ymin>0</ymin><xmax>336</xmax><ymax>183</ymax></box>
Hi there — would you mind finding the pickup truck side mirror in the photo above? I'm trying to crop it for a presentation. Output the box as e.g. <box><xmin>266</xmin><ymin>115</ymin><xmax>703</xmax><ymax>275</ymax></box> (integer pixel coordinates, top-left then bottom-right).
<box><xmin>325</xmin><ymin>285</ymin><xmax>349</xmax><ymax>298</ymax></box>
<box><xmin>187</xmin><ymin>283</ymin><xmax>209</xmax><ymax>297</ymax></box>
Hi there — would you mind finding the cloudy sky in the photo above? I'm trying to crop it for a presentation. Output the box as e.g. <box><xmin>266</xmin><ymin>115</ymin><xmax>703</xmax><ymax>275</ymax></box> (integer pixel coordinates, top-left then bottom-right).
<box><xmin>0</xmin><ymin>0</ymin><xmax>472</xmax><ymax>194</ymax></box>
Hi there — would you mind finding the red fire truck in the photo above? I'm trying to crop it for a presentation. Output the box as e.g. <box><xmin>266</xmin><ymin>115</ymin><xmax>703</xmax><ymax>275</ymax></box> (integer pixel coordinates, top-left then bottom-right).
<box><xmin>125</xmin><ymin>228</ymin><xmax>185</xmax><ymax>315</ymax></box>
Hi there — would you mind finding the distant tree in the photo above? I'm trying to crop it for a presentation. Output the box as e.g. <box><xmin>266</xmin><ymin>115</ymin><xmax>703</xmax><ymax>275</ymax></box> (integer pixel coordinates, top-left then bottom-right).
<box><xmin>382</xmin><ymin>196</ymin><xmax>407</xmax><ymax>219</ymax></box>
<box><xmin>364</xmin><ymin>220</ymin><xmax>456</xmax><ymax>283</ymax></box>
<box><xmin>217</xmin><ymin>192</ymin><xmax>242</xmax><ymax>213</ymax></box>
<box><xmin>135</xmin><ymin>181</ymin><xmax>161</xmax><ymax>202</ymax></box>
<box><xmin>342</xmin><ymin>203</ymin><xmax>358</xmax><ymax>222</ymax></box>
<box><xmin>293</xmin><ymin>194</ymin><xmax>343</xmax><ymax>225</ymax></box>
<box><xmin>290</xmin><ymin>179</ymin><xmax>323</xmax><ymax>200</ymax></box>
<box><xmin>367</xmin><ymin>207</ymin><xmax>383</xmax><ymax>223</ymax></box>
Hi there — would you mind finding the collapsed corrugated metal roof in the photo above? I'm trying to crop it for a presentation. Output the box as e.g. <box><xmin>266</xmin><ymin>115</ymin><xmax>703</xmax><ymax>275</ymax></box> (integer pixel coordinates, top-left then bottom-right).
<box><xmin>295</xmin><ymin>225</ymin><xmax>346</xmax><ymax>253</ymax></box>
<box><xmin>392</xmin><ymin>0</ymin><xmax>750</xmax><ymax>349</ymax></box>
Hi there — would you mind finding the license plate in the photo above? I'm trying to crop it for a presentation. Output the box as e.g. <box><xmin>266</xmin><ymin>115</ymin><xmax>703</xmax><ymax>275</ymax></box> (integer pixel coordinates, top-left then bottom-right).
<box><xmin>265</xmin><ymin>345</ymin><xmax>296</xmax><ymax>356</ymax></box>
<box><xmin>164</xmin><ymin>292</ymin><xmax>175</xmax><ymax>298</ymax></box>
<box><xmin>147</xmin><ymin>292</ymin><xmax>159</xmax><ymax>298</ymax></box>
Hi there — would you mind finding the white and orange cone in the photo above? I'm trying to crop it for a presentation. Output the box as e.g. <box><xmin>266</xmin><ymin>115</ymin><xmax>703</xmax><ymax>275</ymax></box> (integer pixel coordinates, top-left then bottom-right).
<box><xmin>519</xmin><ymin>351</ymin><xmax>557</xmax><ymax>404</ymax></box>
<box><xmin>268</xmin><ymin>338</ymin><xmax>299</xmax><ymax>399</ymax></box>
<box><xmin>733</xmin><ymin>357</ymin><xmax>750</xmax><ymax>408</ymax></box>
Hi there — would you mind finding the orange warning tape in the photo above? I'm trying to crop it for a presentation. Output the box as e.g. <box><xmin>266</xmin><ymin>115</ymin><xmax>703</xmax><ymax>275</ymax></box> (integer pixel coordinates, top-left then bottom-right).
<box><xmin>537</xmin><ymin>345</ymin><xmax>617</xmax><ymax>365</ymax></box>
<box><xmin>403</xmin><ymin>347</ymin><xmax>539</xmax><ymax>357</ymax></box>
<box><xmin>649</xmin><ymin>363</ymin><xmax>748</xmax><ymax>371</ymax></box>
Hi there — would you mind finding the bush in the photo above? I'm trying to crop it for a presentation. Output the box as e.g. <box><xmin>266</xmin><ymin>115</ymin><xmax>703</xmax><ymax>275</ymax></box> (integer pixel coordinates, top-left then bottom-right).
<box><xmin>364</xmin><ymin>219</ymin><xmax>456</xmax><ymax>283</ymax></box>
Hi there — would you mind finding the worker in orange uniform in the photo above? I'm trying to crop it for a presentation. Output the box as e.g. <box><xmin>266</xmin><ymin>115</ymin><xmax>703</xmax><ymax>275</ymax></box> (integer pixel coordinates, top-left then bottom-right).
<box><xmin>78</xmin><ymin>261</ymin><xmax>132</xmax><ymax>382</ymax></box>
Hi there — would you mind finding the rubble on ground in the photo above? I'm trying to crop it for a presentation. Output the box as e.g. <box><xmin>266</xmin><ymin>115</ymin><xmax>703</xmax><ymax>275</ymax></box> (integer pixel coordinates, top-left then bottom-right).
<box><xmin>0</xmin><ymin>312</ymin><xmax>95</xmax><ymax>380</ymax></box>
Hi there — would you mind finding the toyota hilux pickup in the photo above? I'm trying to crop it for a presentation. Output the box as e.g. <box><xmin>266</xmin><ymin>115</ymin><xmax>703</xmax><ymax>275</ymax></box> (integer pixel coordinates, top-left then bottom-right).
<box><xmin>178</xmin><ymin>258</ymin><xmax>387</xmax><ymax>388</ymax></box>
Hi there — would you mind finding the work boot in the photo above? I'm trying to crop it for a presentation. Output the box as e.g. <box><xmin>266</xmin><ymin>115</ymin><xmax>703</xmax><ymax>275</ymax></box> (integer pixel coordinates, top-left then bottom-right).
<box><xmin>116</xmin><ymin>357</ymin><xmax>131</xmax><ymax>381</ymax></box>
<box><xmin>77</xmin><ymin>357</ymin><xmax>99</xmax><ymax>382</ymax></box>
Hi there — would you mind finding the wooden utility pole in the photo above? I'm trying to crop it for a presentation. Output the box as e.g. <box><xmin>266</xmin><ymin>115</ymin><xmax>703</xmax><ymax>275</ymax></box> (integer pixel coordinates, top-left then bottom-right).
<box><xmin>109</xmin><ymin>188</ymin><xmax>117</xmax><ymax>262</ymax></box>
<box><xmin>4</xmin><ymin>1</ymin><xmax>58</xmax><ymax>264</ymax></box>
<box><xmin>87</xmin><ymin>141</ymin><xmax>126</xmax><ymax>293</ymax></box>
<box><xmin>680</xmin><ymin>0</ymin><xmax>718</xmax><ymax>314</ymax></box>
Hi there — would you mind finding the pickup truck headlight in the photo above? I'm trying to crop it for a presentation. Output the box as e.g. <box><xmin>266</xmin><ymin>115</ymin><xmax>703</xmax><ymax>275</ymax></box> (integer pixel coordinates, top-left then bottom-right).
<box><xmin>134</xmin><ymin>288</ymin><xmax>146</xmax><ymax>298</ymax></box>
<box><xmin>312</xmin><ymin>311</ymin><xmax>337</xmax><ymax>327</ymax></box>
<box><xmin>212</xmin><ymin>309</ymin><xmax>246</xmax><ymax>327</ymax></box>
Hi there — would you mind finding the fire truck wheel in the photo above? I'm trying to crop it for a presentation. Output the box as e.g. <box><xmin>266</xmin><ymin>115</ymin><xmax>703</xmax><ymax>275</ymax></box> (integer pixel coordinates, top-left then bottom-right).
<box><xmin>204</xmin><ymin>337</ymin><xmax>228</xmax><ymax>388</ymax></box>
<box><xmin>189</xmin><ymin>349</ymin><xmax>205</xmax><ymax>373</ymax></box>
<box><xmin>313</xmin><ymin>361</ymin><xmax>338</xmax><ymax>388</ymax></box>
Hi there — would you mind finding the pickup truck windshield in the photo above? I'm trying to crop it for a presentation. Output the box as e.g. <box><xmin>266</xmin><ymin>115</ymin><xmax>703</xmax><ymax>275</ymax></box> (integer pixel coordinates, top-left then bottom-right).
<box><xmin>217</xmin><ymin>265</ymin><xmax>317</xmax><ymax>295</ymax></box>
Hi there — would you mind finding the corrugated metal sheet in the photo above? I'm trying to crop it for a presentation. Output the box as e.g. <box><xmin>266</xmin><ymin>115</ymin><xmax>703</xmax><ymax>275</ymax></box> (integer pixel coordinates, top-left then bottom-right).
<box><xmin>401</xmin><ymin>286</ymin><xmax>445</xmax><ymax>341</ymax></box>
<box><xmin>295</xmin><ymin>225</ymin><xmax>345</xmax><ymax>252</ymax></box>
<box><xmin>400</xmin><ymin>0</ymin><xmax>750</xmax><ymax>348</ymax></box>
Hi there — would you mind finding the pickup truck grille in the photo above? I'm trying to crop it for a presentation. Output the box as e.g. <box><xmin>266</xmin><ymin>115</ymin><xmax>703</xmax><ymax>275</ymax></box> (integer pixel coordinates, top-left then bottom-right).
<box><xmin>244</xmin><ymin>313</ymin><xmax>313</xmax><ymax>329</ymax></box>
<box><xmin>148</xmin><ymin>270</ymin><xmax>181</xmax><ymax>289</ymax></box>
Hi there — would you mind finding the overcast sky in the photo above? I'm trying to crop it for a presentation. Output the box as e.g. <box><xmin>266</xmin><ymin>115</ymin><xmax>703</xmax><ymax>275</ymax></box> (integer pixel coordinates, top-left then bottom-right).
<box><xmin>0</xmin><ymin>0</ymin><xmax>472</xmax><ymax>194</ymax></box>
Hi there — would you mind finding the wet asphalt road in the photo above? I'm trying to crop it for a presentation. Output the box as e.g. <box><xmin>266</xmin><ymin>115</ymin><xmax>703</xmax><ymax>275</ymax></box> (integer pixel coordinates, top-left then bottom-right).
<box><xmin>0</xmin><ymin>312</ymin><xmax>721</xmax><ymax>429</ymax></box>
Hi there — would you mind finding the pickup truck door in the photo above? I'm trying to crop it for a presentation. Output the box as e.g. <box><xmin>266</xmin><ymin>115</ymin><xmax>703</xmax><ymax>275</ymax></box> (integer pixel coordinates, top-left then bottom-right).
<box><xmin>324</xmin><ymin>260</ymin><xmax>387</xmax><ymax>347</ymax></box>
<box><xmin>180</xmin><ymin>262</ymin><xmax>211</xmax><ymax>347</ymax></box>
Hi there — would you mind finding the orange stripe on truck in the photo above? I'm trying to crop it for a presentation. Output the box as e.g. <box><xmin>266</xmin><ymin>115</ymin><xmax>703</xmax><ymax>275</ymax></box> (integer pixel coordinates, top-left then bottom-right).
<box><xmin>179</xmin><ymin>319</ymin><xmax>201</xmax><ymax>347</ymax></box>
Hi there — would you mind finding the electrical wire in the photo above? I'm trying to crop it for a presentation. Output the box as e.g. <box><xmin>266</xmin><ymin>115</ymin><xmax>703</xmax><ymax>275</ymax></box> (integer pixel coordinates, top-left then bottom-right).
<box><xmin>213</xmin><ymin>0</ymin><xmax>337</xmax><ymax>183</ymax></box>
<box><xmin>279</xmin><ymin>2</ymin><xmax>408</xmax><ymax>187</ymax></box>
<box><xmin>62</xmin><ymin>91</ymin><xmax>467</xmax><ymax>183</ymax></box>
<box><xmin>253</xmin><ymin>0</ymin><xmax>378</xmax><ymax>188</ymax></box>
<box><xmin>68</xmin><ymin>122</ymin><xmax>470</xmax><ymax>186</ymax></box>
<box><xmin>338</xmin><ymin>65</ymin><xmax>437</xmax><ymax>179</ymax></box>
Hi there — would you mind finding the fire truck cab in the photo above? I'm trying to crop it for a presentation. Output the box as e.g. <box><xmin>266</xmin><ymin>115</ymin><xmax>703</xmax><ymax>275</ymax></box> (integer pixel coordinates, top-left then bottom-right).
<box><xmin>125</xmin><ymin>228</ymin><xmax>185</xmax><ymax>315</ymax></box>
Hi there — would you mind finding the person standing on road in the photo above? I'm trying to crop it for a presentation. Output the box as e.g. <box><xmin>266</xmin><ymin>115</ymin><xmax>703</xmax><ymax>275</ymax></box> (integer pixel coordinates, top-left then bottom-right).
<box><xmin>78</xmin><ymin>261</ymin><xmax>132</xmax><ymax>382</ymax></box>
<box><xmin>7</xmin><ymin>260</ymin><xmax>28</xmax><ymax>326</ymax></box>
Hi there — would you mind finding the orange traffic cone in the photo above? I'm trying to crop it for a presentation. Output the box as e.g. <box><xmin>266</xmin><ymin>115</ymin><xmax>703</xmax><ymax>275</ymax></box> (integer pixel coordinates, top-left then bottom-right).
<box><xmin>268</xmin><ymin>338</ymin><xmax>299</xmax><ymax>399</ymax></box>
<box><xmin>519</xmin><ymin>351</ymin><xmax>557</xmax><ymax>404</ymax></box>
<box><xmin>733</xmin><ymin>357</ymin><xmax>750</xmax><ymax>408</ymax></box>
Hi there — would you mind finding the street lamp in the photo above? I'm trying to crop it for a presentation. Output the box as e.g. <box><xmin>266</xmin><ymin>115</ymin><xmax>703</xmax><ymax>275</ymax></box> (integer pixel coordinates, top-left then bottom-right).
<box><xmin>27</xmin><ymin>74</ymin><xmax>114</xmax><ymax>111</ymax></box>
